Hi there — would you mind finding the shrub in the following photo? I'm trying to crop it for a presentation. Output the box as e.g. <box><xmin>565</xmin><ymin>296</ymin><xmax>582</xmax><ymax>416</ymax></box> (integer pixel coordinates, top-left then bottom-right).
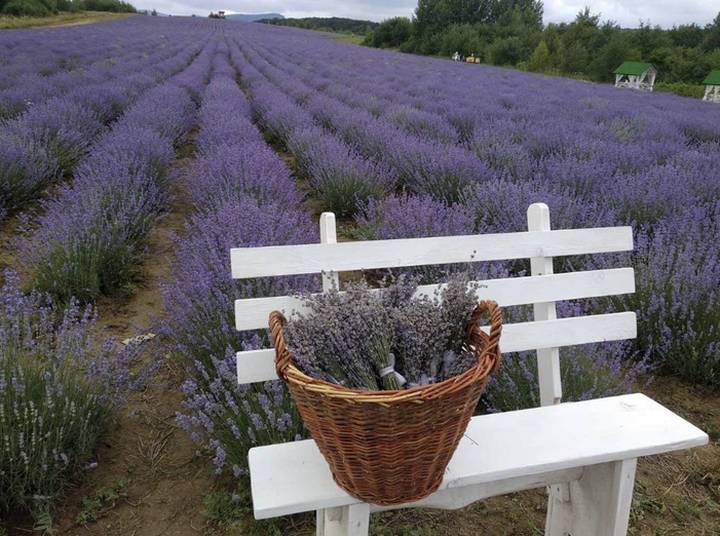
<box><xmin>186</xmin><ymin>141</ymin><xmax>300</xmax><ymax>212</ymax></box>
<box><xmin>0</xmin><ymin>132</ymin><xmax>59</xmax><ymax>220</ymax></box>
<box><xmin>655</xmin><ymin>82</ymin><xmax>705</xmax><ymax>99</ymax></box>
<box><xmin>486</xmin><ymin>301</ymin><xmax>646</xmax><ymax>410</ymax></box>
<box><xmin>388</xmin><ymin>138</ymin><xmax>494</xmax><ymax>204</ymax></box>
<box><xmin>486</xmin><ymin>37</ymin><xmax>526</xmax><ymax>66</ymax></box>
<box><xmin>613</xmin><ymin>207</ymin><xmax>720</xmax><ymax>386</ymax></box>
<box><xmin>288</xmin><ymin>127</ymin><xmax>395</xmax><ymax>216</ymax></box>
<box><xmin>162</xmin><ymin>197</ymin><xmax>319</xmax><ymax>370</ymax></box>
<box><xmin>8</xmin><ymin>97</ymin><xmax>104</xmax><ymax>172</ymax></box>
<box><xmin>355</xmin><ymin>194</ymin><xmax>475</xmax><ymax>242</ymax></box>
<box><xmin>385</xmin><ymin>104</ymin><xmax>458</xmax><ymax>144</ymax></box>
<box><xmin>354</xmin><ymin>194</ymin><xmax>511</xmax><ymax>284</ymax></box>
<box><xmin>0</xmin><ymin>272</ymin><xmax>138</xmax><ymax>519</ymax></box>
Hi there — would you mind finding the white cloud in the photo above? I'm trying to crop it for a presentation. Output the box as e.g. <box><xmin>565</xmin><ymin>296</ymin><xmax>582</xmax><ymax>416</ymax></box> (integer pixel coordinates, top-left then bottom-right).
<box><xmin>544</xmin><ymin>0</ymin><xmax>717</xmax><ymax>28</ymax></box>
<box><xmin>133</xmin><ymin>0</ymin><xmax>717</xmax><ymax>28</ymax></box>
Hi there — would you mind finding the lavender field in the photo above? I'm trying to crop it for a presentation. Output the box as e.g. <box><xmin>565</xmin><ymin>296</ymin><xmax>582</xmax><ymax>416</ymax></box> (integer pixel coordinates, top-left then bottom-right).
<box><xmin>1</xmin><ymin>15</ymin><xmax>720</xmax><ymax>535</ymax></box>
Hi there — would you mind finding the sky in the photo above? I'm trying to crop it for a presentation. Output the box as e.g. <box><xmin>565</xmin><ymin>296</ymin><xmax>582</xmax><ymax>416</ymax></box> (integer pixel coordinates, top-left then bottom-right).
<box><xmin>133</xmin><ymin>0</ymin><xmax>718</xmax><ymax>28</ymax></box>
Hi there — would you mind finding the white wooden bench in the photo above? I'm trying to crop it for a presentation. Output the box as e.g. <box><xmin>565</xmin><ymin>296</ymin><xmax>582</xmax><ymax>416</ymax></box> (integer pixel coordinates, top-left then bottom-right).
<box><xmin>230</xmin><ymin>203</ymin><xmax>708</xmax><ymax>536</ymax></box>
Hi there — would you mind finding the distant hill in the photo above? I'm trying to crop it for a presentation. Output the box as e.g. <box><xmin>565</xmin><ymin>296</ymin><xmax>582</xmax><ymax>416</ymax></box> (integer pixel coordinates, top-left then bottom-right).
<box><xmin>226</xmin><ymin>13</ymin><xmax>284</xmax><ymax>22</ymax></box>
<box><xmin>257</xmin><ymin>17</ymin><xmax>378</xmax><ymax>34</ymax></box>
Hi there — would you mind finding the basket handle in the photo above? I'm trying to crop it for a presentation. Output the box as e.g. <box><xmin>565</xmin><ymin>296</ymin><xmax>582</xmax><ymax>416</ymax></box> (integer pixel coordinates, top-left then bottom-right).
<box><xmin>465</xmin><ymin>300</ymin><xmax>503</xmax><ymax>356</ymax></box>
<box><xmin>269</xmin><ymin>310</ymin><xmax>292</xmax><ymax>378</ymax></box>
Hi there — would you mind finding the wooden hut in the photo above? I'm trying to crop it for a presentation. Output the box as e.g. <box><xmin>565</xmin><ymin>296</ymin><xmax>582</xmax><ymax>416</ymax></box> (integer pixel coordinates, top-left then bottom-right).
<box><xmin>703</xmin><ymin>70</ymin><xmax>720</xmax><ymax>103</ymax></box>
<box><xmin>614</xmin><ymin>61</ymin><xmax>657</xmax><ymax>91</ymax></box>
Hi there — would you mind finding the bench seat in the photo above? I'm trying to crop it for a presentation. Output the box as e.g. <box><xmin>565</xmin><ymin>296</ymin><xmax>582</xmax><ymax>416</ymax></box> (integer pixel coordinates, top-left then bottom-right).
<box><xmin>249</xmin><ymin>393</ymin><xmax>708</xmax><ymax>519</ymax></box>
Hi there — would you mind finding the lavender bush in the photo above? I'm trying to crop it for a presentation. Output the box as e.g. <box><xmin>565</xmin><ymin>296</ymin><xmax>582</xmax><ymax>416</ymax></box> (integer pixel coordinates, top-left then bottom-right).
<box><xmin>485</xmin><ymin>301</ymin><xmax>646</xmax><ymax>410</ymax></box>
<box><xmin>0</xmin><ymin>132</ymin><xmax>59</xmax><ymax>219</ymax></box>
<box><xmin>0</xmin><ymin>272</ymin><xmax>138</xmax><ymax>519</ymax></box>
<box><xmin>287</xmin><ymin>126</ymin><xmax>395</xmax><ymax>216</ymax></box>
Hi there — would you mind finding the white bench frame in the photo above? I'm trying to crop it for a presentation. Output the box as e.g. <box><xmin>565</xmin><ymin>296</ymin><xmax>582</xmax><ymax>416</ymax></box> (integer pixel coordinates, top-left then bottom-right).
<box><xmin>230</xmin><ymin>203</ymin><xmax>708</xmax><ymax>536</ymax></box>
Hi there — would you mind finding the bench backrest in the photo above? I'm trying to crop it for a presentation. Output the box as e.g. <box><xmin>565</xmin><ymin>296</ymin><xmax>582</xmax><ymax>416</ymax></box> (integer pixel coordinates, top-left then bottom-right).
<box><xmin>230</xmin><ymin>202</ymin><xmax>636</xmax><ymax>407</ymax></box>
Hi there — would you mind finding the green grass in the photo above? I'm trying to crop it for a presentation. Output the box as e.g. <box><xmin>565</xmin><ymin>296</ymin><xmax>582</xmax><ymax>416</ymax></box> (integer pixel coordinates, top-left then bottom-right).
<box><xmin>0</xmin><ymin>10</ymin><xmax>133</xmax><ymax>29</ymax></box>
<box><xmin>655</xmin><ymin>81</ymin><xmax>705</xmax><ymax>99</ymax></box>
<box><xmin>333</xmin><ymin>33</ymin><xmax>366</xmax><ymax>45</ymax></box>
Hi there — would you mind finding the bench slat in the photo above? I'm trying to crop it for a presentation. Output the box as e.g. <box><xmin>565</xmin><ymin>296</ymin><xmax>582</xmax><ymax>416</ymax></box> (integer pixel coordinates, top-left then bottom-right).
<box><xmin>230</xmin><ymin>227</ymin><xmax>633</xmax><ymax>279</ymax></box>
<box><xmin>235</xmin><ymin>268</ymin><xmax>635</xmax><ymax>331</ymax></box>
<box><xmin>236</xmin><ymin>312</ymin><xmax>637</xmax><ymax>384</ymax></box>
<box><xmin>248</xmin><ymin>393</ymin><xmax>708</xmax><ymax>519</ymax></box>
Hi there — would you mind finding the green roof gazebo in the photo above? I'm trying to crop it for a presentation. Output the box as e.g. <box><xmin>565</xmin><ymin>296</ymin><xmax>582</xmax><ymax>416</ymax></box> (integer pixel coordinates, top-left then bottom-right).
<box><xmin>703</xmin><ymin>70</ymin><xmax>720</xmax><ymax>103</ymax></box>
<box><xmin>614</xmin><ymin>61</ymin><xmax>657</xmax><ymax>92</ymax></box>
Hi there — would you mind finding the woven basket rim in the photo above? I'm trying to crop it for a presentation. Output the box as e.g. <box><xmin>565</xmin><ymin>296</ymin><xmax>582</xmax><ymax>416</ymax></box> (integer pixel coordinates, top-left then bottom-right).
<box><xmin>269</xmin><ymin>300</ymin><xmax>502</xmax><ymax>405</ymax></box>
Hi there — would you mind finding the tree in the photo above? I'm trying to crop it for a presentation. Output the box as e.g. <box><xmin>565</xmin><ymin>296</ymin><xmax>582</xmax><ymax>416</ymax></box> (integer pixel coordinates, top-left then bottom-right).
<box><xmin>668</xmin><ymin>24</ymin><xmax>705</xmax><ymax>48</ymax></box>
<box><xmin>703</xmin><ymin>12</ymin><xmax>720</xmax><ymax>51</ymax></box>
<box><xmin>487</xmin><ymin>36</ymin><xmax>525</xmax><ymax>65</ymax></box>
<box><xmin>589</xmin><ymin>33</ymin><xmax>639</xmax><ymax>81</ymax></box>
<box><xmin>368</xmin><ymin>17</ymin><xmax>413</xmax><ymax>48</ymax></box>
<box><xmin>528</xmin><ymin>39</ymin><xmax>552</xmax><ymax>71</ymax></box>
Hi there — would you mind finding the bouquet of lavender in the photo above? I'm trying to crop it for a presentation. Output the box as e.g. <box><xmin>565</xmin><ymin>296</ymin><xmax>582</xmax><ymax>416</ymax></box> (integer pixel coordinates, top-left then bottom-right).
<box><xmin>283</xmin><ymin>273</ymin><xmax>482</xmax><ymax>390</ymax></box>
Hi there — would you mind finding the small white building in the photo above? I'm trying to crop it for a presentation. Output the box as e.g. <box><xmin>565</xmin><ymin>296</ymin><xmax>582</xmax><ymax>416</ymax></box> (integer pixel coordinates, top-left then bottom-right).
<box><xmin>614</xmin><ymin>61</ymin><xmax>657</xmax><ymax>92</ymax></box>
<box><xmin>703</xmin><ymin>70</ymin><xmax>720</xmax><ymax>103</ymax></box>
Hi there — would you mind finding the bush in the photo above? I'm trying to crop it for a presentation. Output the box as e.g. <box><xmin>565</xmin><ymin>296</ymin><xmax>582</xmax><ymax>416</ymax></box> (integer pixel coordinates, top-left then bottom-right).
<box><xmin>438</xmin><ymin>23</ymin><xmax>482</xmax><ymax>58</ymax></box>
<box><xmin>354</xmin><ymin>194</ymin><xmax>478</xmax><ymax>282</ymax></box>
<box><xmin>484</xmin><ymin>296</ymin><xmax>648</xmax><ymax>411</ymax></box>
<box><xmin>2</xmin><ymin>0</ymin><xmax>50</xmax><ymax>16</ymax></box>
<box><xmin>616</xmin><ymin>207</ymin><xmax>720</xmax><ymax>386</ymax></box>
<box><xmin>0</xmin><ymin>272</ymin><xmax>138</xmax><ymax>520</ymax></box>
<box><xmin>7</xmin><ymin>97</ymin><xmax>104</xmax><ymax>173</ymax></box>
<box><xmin>0</xmin><ymin>132</ymin><xmax>59</xmax><ymax>220</ymax></box>
<box><xmin>287</xmin><ymin>127</ymin><xmax>395</xmax><ymax>216</ymax></box>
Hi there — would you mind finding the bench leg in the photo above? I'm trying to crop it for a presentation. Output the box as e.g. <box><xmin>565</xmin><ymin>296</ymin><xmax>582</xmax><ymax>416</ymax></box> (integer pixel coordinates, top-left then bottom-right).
<box><xmin>546</xmin><ymin>458</ymin><xmax>637</xmax><ymax>536</ymax></box>
<box><xmin>316</xmin><ymin>504</ymin><xmax>370</xmax><ymax>536</ymax></box>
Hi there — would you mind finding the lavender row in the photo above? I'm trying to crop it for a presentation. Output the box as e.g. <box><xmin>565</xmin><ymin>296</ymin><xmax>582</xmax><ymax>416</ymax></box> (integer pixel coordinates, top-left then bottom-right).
<box><xmin>233</xmin><ymin>39</ymin><xmax>496</xmax><ymax>206</ymax></box>
<box><xmin>0</xmin><ymin>38</ymin><xmax>205</xmax><ymax>222</ymax></box>
<box><xmin>1</xmin><ymin>38</ymin><xmax>191</xmax><ymax>120</ymax></box>
<box><xmin>0</xmin><ymin>17</ymin><xmax>216</xmax><ymax>118</ymax></box>
<box><xmin>162</xmin><ymin>49</ymin><xmax>319</xmax><ymax>477</ymax></box>
<box><xmin>17</xmin><ymin>40</ymin><xmax>219</xmax><ymax>304</ymax></box>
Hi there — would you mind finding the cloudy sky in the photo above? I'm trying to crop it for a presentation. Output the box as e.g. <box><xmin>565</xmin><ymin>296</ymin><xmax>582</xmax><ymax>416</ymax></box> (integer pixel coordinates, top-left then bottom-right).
<box><xmin>134</xmin><ymin>0</ymin><xmax>718</xmax><ymax>28</ymax></box>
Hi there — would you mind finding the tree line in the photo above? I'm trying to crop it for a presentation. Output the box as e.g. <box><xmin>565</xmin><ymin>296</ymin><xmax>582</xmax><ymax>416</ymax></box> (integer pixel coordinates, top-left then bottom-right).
<box><xmin>0</xmin><ymin>0</ymin><xmax>135</xmax><ymax>17</ymax></box>
<box><xmin>258</xmin><ymin>17</ymin><xmax>379</xmax><ymax>35</ymax></box>
<box><xmin>364</xmin><ymin>1</ymin><xmax>720</xmax><ymax>96</ymax></box>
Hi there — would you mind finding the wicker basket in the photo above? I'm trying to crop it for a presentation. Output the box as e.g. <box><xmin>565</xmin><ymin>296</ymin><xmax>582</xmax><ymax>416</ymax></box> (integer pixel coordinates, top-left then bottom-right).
<box><xmin>268</xmin><ymin>300</ymin><xmax>502</xmax><ymax>506</ymax></box>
